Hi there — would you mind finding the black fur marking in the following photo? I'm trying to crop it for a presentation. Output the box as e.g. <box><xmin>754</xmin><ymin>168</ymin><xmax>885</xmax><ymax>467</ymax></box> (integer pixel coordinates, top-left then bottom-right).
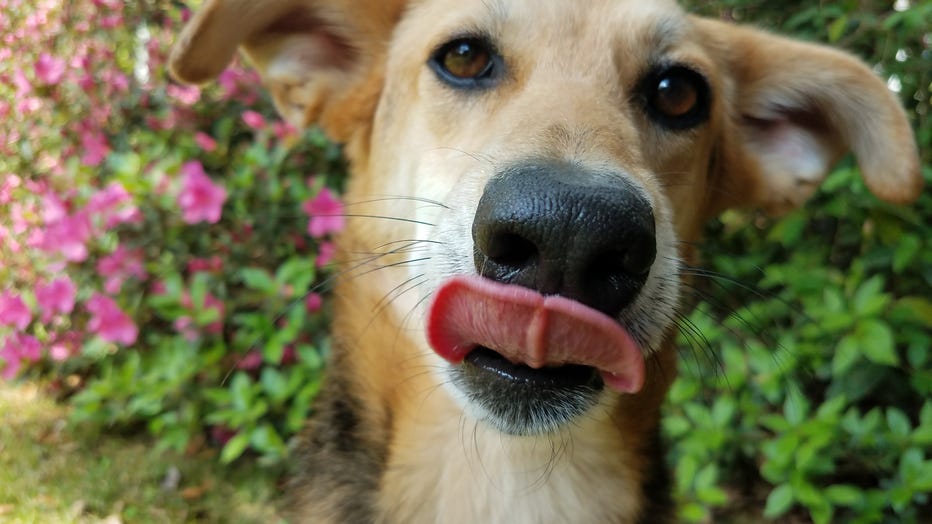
<box><xmin>286</xmin><ymin>370</ymin><xmax>389</xmax><ymax>523</ymax></box>
<box><xmin>636</xmin><ymin>428</ymin><xmax>674</xmax><ymax>524</ymax></box>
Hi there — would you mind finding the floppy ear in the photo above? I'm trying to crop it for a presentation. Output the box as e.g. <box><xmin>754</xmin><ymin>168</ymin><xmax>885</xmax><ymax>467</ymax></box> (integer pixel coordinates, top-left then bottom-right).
<box><xmin>694</xmin><ymin>18</ymin><xmax>923</xmax><ymax>215</ymax></box>
<box><xmin>169</xmin><ymin>0</ymin><xmax>406</xmax><ymax>145</ymax></box>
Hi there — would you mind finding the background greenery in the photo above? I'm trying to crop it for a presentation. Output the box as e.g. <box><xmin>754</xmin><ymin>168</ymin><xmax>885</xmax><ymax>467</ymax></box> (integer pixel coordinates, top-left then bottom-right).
<box><xmin>670</xmin><ymin>1</ymin><xmax>932</xmax><ymax>522</ymax></box>
<box><xmin>0</xmin><ymin>1</ymin><xmax>929</xmax><ymax>522</ymax></box>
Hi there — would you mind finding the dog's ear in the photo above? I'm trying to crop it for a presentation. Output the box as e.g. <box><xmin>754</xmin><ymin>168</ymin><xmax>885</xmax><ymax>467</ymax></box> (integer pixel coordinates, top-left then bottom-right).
<box><xmin>694</xmin><ymin>18</ymin><xmax>923</xmax><ymax>215</ymax></box>
<box><xmin>169</xmin><ymin>0</ymin><xmax>406</xmax><ymax>144</ymax></box>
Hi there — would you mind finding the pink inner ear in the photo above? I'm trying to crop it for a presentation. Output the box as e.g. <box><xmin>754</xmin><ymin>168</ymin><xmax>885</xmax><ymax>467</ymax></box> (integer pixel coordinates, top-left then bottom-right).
<box><xmin>739</xmin><ymin>112</ymin><xmax>844</xmax><ymax>213</ymax></box>
<box><xmin>744</xmin><ymin>117</ymin><xmax>834</xmax><ymax>183</ymax></box>
<box><xmin>262</xmin><ymin>32</ymin><xmax>356</xmax><ymax>84</ymax></box>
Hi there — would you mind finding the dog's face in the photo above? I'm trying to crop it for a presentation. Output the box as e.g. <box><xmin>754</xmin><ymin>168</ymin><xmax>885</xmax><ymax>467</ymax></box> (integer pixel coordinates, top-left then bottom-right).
<box><xmin>172</xmin><ymin>0</ymin><xmax>921</xmax><ymax>436</ymax></box>
<box><xmin>373</xmin><ymin>0</ymin><xmax>706</xmax><ymax>434</ymax></box>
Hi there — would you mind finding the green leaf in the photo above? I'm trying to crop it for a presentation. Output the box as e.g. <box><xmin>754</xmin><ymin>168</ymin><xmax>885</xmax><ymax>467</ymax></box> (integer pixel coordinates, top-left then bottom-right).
<box><xmin>260</xmin><ymin>368</ymin><xmax>289</xmax><ymax>403</ymax></box>
<box><xmin>784</xmin><ymin>388</ymin><xmax>810</xmax><ymax>426</ymax></box>
<box><xmin>764</xmin><ymin>483</ymin><xmax>795</xmax><ymax>518</ymax></box>
<box><xmin>892</xmin><ymin>234</ymin><xmax>921</xmax><ymax>273</ymax></box>
<box><xmin>887</xmin><ymin>408</ymin><xmax>912</xmax><ymax>439</ymax></box>
<box><xmin>250</xmin><ymin>423</ymin><xmax>286</xmax><ymax>455</ymax></box>
<box><xmin>852</xmin><ymin>276</ymin><xmax>889</xmax><ymax>318</ymax></box>
<box><xmin>827</xmin><ymin>15</ymin><xmax>848</xmax><ymax>42</ymax></box>
<box><xmin>856</xmin><ymin>319</ymin><xmax>898</xmax><ymax>366</ymax></box>
<box><xmin>238</xmin><ymin>267</ymin><xmax>277</xmax><ymax>294</ymax></box>
<box><xmin>833</xmin><ymin>335</ymin><xmax>861</xmax><ymax>376</ymax></box>
<box><xmin>220</xmin><ymin>432</ymin><xmax>250</xmax><ymax>464</ymax></box>
<box><xmin>825</xmin><ymin>485</ymin><xmax>863</xmax><ymax>507</ymax></box>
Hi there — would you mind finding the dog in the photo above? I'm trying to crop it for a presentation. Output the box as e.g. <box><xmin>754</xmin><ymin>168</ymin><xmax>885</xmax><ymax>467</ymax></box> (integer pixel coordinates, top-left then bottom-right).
<box><xmin>169</xmin><ymin>1</ymin><xmax>922</xmax><ymax>522</ymax></box>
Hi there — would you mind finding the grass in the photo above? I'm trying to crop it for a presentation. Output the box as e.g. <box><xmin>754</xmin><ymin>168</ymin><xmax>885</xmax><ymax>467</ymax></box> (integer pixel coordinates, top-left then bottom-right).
<box><xmin>0</xmin><ymin>381</ymin><xmax>283</xmax><ymax>524</ymax></box>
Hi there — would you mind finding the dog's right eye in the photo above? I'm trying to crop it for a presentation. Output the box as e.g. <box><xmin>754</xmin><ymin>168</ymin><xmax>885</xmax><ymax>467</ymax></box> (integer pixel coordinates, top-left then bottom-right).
<box><xmin>429</xmin><ymin>37</ymin><xmax>500</xmax><ymax>89</ymax></box>
<box><xmin>642</xmin><ymin>65</ymin><xmax>711</xmax><ymax>130</ymax></box>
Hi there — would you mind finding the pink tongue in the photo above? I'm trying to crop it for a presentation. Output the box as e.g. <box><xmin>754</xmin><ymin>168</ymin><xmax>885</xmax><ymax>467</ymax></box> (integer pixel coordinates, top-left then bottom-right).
<box><xmin>426</xmin><ymin>275</ymin><xmax>645</xmax><ymax>393</ymax></box>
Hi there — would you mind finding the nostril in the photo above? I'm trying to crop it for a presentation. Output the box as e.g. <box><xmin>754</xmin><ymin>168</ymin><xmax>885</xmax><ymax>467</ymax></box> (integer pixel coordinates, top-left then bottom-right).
<box><xmin>487</xmin><ymin>232</ymin><xmax>537</xmax><ymax>269</ymax></box>
<box><xmin>621</xmin><ymin>243</ymin><xmax>656</xmax><ymax>276</ymax></box>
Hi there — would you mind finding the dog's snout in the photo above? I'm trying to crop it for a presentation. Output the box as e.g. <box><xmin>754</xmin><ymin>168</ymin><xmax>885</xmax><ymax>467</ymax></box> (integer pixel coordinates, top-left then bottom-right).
<box><xmin>472</xmin><ymin>161</ymin><xmax>656</xmax><ymax>316</ymax></box>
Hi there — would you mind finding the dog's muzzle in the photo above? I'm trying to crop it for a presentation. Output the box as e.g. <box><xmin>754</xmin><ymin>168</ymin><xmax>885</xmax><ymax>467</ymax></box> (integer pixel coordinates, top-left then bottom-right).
<box><xmin>426</xmin><ymin>160</ymin><xmax>658</xmax><ymax>434</ymax></box>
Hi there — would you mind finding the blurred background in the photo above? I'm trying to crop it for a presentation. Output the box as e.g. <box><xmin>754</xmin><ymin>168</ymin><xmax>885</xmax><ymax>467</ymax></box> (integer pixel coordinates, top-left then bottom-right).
<box><xmin>0</xmin><ymin>0</ymin><xmax>929</xmax><ymax>522</ymax></box>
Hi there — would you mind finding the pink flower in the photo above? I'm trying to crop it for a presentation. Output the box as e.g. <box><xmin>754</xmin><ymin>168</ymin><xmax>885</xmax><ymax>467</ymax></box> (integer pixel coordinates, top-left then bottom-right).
<box><xmin>13</xmin><ymin>69</ymin><xmax>31</xmax><ymax>96</ymax></box>
<box><xmin>80</xmin><ymin>130</ymin><xmax>110</xmax><ymax>167</ymax></box>
<box><xmin>41</xmin><ymin>192</ymin><xmax>68</xmax><ymax>224</ymax></box>
<box><xmin>35</xmin><ymin>53</ymin><xmax>66</xmax><ymax>85</ymax></box>
<box><xmin>36</xmin><ymin>278</ymin><xmax>77</xmax><ymax>323</ymax></box>
<box><xmin>49</xmin><ymin>332</ymin><xmax>80</xmax><ymax>362</ymax></box>
<box><xmin>177</xmin><ymin>161</ymin><xmax>227</xmax><ymax>224</ymax></box>
<box><xmin>303</xmin><ymin>188</ymin><xmax>345</xmax><ymax>238</ymax></box>
<box><xmin>86</xmin><ymin>294</ymin><xmax>137</xmax><ymax>346</ymax></box>
<box><xmin>241</xmin><ymin>110</ymin><xmax>266</xmax><ymax>130</ymax></box>
<box><xmin>39</xmin><ymin>211</ymin><xmax>92</xmax><ymax>262</ymax></box>
<box><xmin>173</xmin><ymin>316</ymin><xmax>199</xmax><ymax>342</ymax></box>
<box><xmin>96</xmin><ymin>246</ymin><xmax>147</xmax><ymax>294</ymax></box>
<box><xmin>305</xmin><ymin>293</ymin><xmax>323</xmax><ymax>313</ymax></box>
<box><xmin>167</xmin><ymin>84</ymin><xmax>200</xmax><ymax>106</ymax></box>
<box><xmin>194</xmin><ymin>132</ymin><xmax>217</xmax><ymax>152</ymax></box>
<box><xmin>0</xmin><ymin>334</ymin><xmax>42</xmax><ymax>380</ymax></box>
<box><xmin>187</xmin><ymin>256</ymin><xmax>223</xmax><ymax>274</ymax></box>
<box><xmin>236</xmin><ymin>350</ymin><xmax>263</xmax><ymax>371</ymax></box>
<box><xmin>0</xmin><ymin>340</ymin><xmax>23</xmax><ymax>380</ymax></box>
<box><xmin>0</xmin><ymin>292</ymin><xmax>31</xmax><ymax>330</ymax></box>
<box><xmin>316</xmin><ymin>241</ymin><xmax>336</xmax><ymax>268</ymax></box>
<box><xmin>87</xmin><ymin>182</ymin><xmax>141</xmax><ymax>228</ymax></box>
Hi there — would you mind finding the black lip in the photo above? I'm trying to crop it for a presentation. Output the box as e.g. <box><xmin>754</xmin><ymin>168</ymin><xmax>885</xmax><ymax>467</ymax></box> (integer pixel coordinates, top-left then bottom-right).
<box><xmin>464</xmin><ymin>346</ymin><xmax>603</xmax><ymax>389</ymax></box>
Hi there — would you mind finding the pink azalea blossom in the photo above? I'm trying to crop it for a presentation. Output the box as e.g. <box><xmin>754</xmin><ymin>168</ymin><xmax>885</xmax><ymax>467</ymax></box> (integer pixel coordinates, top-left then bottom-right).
<box><xmin>303</xmin><ymin>188</ymin><xmax>345</xmax><ymax>238</ymax></box>
<box><xmin>316</xmin><ymin>241</ymin><xmax>337</xmax><ymax>268</ymax></box>
<box><xmin>0</xmin><ymin>340</ymin><xmax>23</xmax><ymax>380</ymax></box>
<box><xmin>80</xmin><ymin>129</ymin><xmax>110</xmax><ymax>166</ymax></box>
<box><xmin>86</xmin><ymin>294</ymin><xmax>138</xmax><ymax>346</ymax></box>
<box><xmin>34</xmin><ymin>53</ymin><xmax>66</xmax><ymax>85</ymax></box>
<box><xmin>96</xmin><ymin>246</ymin><xmax>147</xmax><ymax>294</ymax></box>
<box><xmin>39</xmin><ymin>211</ymin><xmax>92</xmax><ymax>262</ymax></box>
<box><xmin>35</xmin><ymin>277</ymin><xmax>77</xmax><ymax>322</ymax></box>
<box><xmin>13</xmin><ymin>68</ymin><xmax>31</xmax><ymax>96</ymax></box>
<box><xmin>0</xmin><ymin>334</ymin><xmax>42</xmax><ymax>380</ymax></box>
<box><xmin>236</xmin><ymin>350</ymin><xmax>263</xmax><ymax>371</ymax></box>
<box><xmin>194</xmin><ymin>132</ymin><xmax>217</xmax><ymax>152</ymax></box>
<box><xmin>41</xmin><ymin>192</ymin><xmax>68</xmax><ymax>224</ymax></box>
<box><xmin>173</xmin><ymin>316</ymin><xmax>199</xmax><ymax>342</ymax></box>
<box><xmin>0</xmin><ymin>291</ymin><xmax>31</xmax><ymax>330</ymax></box>
<box><xmin>177</xmin><ymin>161</ymin><xmax>227</xmax><ymax>224</ymax></box>
<box><xmin>87</xmin><ymin>182</ymin><xmax>141</xmax><ymax>228</ymax></box>
<box><xmin>241</xmin><ymin>110</ymin><xmax>266</xmax><ymax>130</ymax></box>
<box><xmin>49</xmin><ymin>332</ymin><xmax>81</xmax><ymax>362</ymax></box>
<box><xmin>305</xmin><ymin>293</ymin><xmax>323</xmax><ymax>313</ymax></box>
<box><xmin>167</xmin><ymin>83</ymin><xmax>200</xmax><ymax>106</ymax></box>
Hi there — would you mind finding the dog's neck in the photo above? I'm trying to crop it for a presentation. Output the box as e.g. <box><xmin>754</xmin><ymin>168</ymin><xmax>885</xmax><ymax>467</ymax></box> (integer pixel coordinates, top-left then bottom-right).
<box><xmin>328</xmin><ymin>276</ymin><xmax>673</xmax><ymax>523</ymax></box>
<box><xmin>379</xmin><ymin>390</ymin><xmax>651</xmax><ymax>524</ymax></box>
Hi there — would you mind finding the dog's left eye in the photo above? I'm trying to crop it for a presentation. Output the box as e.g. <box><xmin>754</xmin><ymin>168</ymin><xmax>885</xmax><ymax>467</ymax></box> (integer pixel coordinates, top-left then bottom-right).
<box><xmin>643</xmin><ymin>65</ymin><xmax>710</xmax><ymax>130</ymax></box>
<box><xmin>429</xmin><ymin>37</ymin><xmax>500</xmax><ymax>89</ymax></box>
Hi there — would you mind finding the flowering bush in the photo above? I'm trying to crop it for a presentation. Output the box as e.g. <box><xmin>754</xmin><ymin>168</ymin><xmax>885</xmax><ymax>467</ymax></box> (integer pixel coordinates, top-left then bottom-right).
<box><xmin>0</xmin><ymin>0</ymin><xmax>346</xmax><ymax>463</ymax></box>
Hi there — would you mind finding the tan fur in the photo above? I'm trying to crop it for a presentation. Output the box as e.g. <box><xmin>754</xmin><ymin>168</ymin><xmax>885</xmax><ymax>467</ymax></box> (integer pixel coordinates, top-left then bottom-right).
<box><xmin>170</xmin><ymin>1</ymin><xmax>922</xmax><ymax>522</ymax></box>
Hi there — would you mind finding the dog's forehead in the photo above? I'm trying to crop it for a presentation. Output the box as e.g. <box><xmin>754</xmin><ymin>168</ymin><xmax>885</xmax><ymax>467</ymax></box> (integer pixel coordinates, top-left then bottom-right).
<box><xmin>403</xmin><ymin>0</ymin><xmax>689</xmax><ymax>51</ymax></box>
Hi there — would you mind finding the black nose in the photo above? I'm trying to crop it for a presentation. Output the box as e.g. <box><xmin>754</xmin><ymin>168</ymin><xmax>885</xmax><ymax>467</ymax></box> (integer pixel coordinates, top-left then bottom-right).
<box><xmin>472</xmin><ymin>161</ymin><xmax>656</xmax><ymax>316</ymax></box>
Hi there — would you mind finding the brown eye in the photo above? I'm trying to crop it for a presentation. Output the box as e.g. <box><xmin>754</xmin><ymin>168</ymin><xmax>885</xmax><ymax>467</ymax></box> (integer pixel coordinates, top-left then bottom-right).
<box><xmin>643</xmin><ymin>65</ymin><xmax>710</xmax><ymax>130</ymax></box>
<box><xmin>430</xmin><ymin>37</ymin><xmax>500</xmax><ymax>89</ymax></box>
<box><xmin>444</xmin><ymin>40</ymin><xmax>492</xmax><ymax>79</ymax></box>
<box><xmin>653</xmin><ymin>75</ymin><xmax>698</xmax><ymax>117</ymax></box>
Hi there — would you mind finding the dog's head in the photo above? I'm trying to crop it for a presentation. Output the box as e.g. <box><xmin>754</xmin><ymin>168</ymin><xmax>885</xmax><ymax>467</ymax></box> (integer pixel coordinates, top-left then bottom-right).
<box><xmin>172</xmin><ymin>0</ymin><xmax>921</xmax><ymax>436</ymax></box>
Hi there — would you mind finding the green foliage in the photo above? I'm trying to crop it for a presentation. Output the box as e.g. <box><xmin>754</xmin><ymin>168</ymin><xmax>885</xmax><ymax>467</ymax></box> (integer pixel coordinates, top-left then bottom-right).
<box><xmin>669</xmin><ymin>1</ymin><xmax>931</xmax><ymax>522</ymax></box>
<box><xmin>1</xmin><ymin>1</ymin><xmax>345</xmax><ymax>468</ymax></box>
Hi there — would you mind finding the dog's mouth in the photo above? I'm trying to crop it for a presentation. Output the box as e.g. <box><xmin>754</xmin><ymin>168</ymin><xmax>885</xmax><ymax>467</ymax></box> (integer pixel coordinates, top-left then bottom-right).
<box><xmin>428</xmin><ymin>275</ymin><xmax>645</xmax><ymax>392</ymax></box>
<box><xmin>426</xmin><ymin>275</ymin><xmax>646</xmax><ymax>434</ymax></box>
